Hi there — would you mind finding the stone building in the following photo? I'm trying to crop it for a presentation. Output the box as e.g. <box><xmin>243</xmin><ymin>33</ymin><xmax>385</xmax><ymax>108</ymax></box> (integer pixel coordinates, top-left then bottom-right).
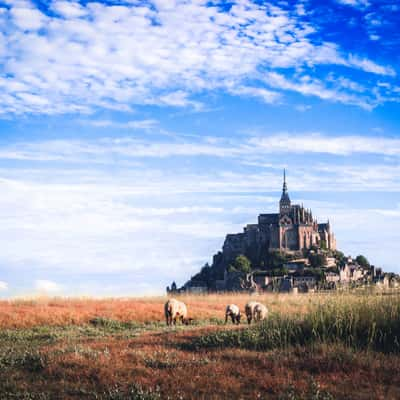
<box><xmin>222</xmin><ymin>170</ymin><xmax>336</xmax><ymax>263</ymax></box>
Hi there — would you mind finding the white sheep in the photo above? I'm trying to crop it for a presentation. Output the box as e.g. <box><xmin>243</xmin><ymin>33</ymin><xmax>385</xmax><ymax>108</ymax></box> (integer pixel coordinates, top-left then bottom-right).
<box><xmin>253</xmin><ymin>303</ymin><xmax>268</xmax><ymax>322</ymax></box>
<box><xmin>164</xmin><ymin>298</ymin><xmax>188</xmax><ymax>326</ymax></box>
<box><xmin>225</xmin><ymin>304</ymin><xmax>241</xmax><ymax>324</ymax></box>
<box><xmin>245</xmin><ymin>301</ymin><xmax>259</xmax><ymax>324</ymax></box>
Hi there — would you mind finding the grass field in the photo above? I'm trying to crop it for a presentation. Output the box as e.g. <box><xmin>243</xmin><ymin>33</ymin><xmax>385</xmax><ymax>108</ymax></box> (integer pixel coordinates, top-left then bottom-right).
<box><xmin>0</xmin><ymin>291</ymin><xmax>399</xmax><ymax>399</ymax></box>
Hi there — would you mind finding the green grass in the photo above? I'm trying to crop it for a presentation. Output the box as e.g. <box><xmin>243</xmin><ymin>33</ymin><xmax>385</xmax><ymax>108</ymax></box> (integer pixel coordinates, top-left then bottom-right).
<box><xmin>190</xmin><ymin>294</ymin><xmax>400</xmax><ymax>353</ymax></box>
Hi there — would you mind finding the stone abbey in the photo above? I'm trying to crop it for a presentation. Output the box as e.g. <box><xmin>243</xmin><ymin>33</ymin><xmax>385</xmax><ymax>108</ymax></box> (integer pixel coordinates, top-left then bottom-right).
<box><xmin>222</xmin><ymin>170</ymin><xmax>336</xmax><ymax>262</ymax></box>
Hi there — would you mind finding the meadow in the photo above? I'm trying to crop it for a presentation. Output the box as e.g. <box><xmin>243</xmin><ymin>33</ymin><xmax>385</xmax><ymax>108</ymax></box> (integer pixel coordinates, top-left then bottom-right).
<box><xmin>0</xmin><ymin>291</ymin><xmax>399</xmax><ymax>399</ymax></box>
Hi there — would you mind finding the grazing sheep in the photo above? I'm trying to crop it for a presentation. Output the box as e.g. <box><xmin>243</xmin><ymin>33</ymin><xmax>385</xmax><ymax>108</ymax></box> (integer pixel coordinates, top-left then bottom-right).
<box><xmin>164</xmin><ymin>298</ymin><xmax>188</xmax><ymax>326</ymax></box>
<box><xmin>225</xmin><ymin>304</ymin><xmax>241</xmax><ymax>324</ymax></box>
<box><xmin>245</xmin><ymin>301</ymin><xmax>259</xmax><ymax>324</ymax></box>
<box><xmin>254</xmin><ymin>303</ymin><xmax>268</xmax><ymax>322</ymax></box>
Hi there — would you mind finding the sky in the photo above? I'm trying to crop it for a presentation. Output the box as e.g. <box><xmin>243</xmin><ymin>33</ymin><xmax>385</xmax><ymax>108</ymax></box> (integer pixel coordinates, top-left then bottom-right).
<box><xmin>0</xmin><ymin>0</ymin><xmax>399</xmax><ymax>297</ymax></box>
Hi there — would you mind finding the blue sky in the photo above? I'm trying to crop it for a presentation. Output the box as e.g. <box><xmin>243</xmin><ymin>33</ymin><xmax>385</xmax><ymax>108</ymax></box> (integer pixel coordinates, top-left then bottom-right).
<box><xmin>0</xmin><ymin>0</ymin><xmax>399</xmax><ymax>297</ymax></box>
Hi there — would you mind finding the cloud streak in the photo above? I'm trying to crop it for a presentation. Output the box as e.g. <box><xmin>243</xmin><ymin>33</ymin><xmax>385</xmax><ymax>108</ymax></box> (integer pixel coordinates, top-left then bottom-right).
<box><xmin>0</xmin><ymin>0</ymin><xmax>396</xmax><ymax>114</ymax></box>
<box><xmin>1</xmin><ymin>133</ymin><xmax>400</xmax><ymax>165</ymax></box>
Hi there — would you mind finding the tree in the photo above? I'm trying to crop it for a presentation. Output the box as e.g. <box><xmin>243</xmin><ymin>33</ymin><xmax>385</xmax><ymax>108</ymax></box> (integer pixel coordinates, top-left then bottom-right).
<box><xmin>333</xmin><ymin>250</ymin><xmax>346</xmax><ymax>267</ymax></box>
<box><xmin>319</xmin><ymin>240</ymin><xmax>327</xmax><ymax>250</ymax></box>
<box><xmin>308</xmin><ymin>268</ymin><xmax>325</xmax><ymax>281</ymax></box>
<box><xmin>309</xmin><ymin>253</ymin><xmax>327</xmax><ymax>268</ymax></box>
<box><xmin>229</xmin><ymin>255</ymin><xmax>252</xmax><ymax>274</ymax></box>
<box><xmin>267</xmin><ymin>251</ymin><xmax>290</xmax><ymax>269</ymax></box>
<box><xmin>272</xmin><ymin>266</ymin><xmax>289</xmax><ymax>276</ymax></box>
<box><xmin>356</xmin><ymin>255</ymin><xmax>370</xmax><ymax>268</ymax></box>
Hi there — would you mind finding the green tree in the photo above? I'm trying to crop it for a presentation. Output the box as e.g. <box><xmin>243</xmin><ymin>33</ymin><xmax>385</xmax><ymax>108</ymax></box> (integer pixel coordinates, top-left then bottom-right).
<box><xmin>309</xmin><ymin>268</ymin><xmax>325</xmax><ymax>281</ymax></box>
<box><xmin>267</xmin><ymin>251</ymin><xmax>290</xmax><ymax>269</ymax></box>
<box><xmin>333</xmin><ymin>250</ymin><xmax>346</xmax><ymax>267</ymax></box>
<box><xmin>356</xmin><ymin>255</ymin><xmax>370</xmax><ymax>268</ymax></box>
<box><xmin>309</xmin><ymin>253</ymin><xmax>327</xmax><ymax>268</ymax></box>
<box><xmin>229</xmin><ymin>255</ymin><xmax>252</xmax><ymax>273</ymax></box>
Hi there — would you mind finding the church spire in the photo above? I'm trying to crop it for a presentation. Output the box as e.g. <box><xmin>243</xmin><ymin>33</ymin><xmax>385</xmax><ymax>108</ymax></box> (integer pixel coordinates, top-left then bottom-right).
<box><xmin>279</xmin><ymin>169</ymin><xmax>291</xmax><ymax>215</ymax></box>
<box><xmin>282</xmin><ymin>169</ymin><xmax>287</xmax><ymax>194</ymax></box>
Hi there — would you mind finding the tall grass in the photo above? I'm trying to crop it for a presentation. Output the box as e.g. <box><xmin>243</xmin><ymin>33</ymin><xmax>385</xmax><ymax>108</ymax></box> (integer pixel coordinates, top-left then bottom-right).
<box><xmin>191</xmin><ymin>294</ymin><xmax>400</xmax><ymax>353</ymax></box>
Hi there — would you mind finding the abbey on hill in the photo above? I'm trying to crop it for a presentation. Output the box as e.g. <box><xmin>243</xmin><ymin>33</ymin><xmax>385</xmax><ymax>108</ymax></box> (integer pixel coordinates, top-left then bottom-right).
<box><xmin>168</xmin><ymin>171</ymin><xmax>398</xmax><ymax>293</ymax></box>
<box><xmin>223</xmin><ymin>170</ymin><xmax>336</xmax><ymax>257</ymax></box>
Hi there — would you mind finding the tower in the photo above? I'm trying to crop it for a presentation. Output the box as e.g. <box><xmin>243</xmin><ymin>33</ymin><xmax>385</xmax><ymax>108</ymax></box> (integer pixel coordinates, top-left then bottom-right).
<box><xmin>279</xmin><ymin>169</ymin><xmax>291</xmax><ymax>215</ymax></box>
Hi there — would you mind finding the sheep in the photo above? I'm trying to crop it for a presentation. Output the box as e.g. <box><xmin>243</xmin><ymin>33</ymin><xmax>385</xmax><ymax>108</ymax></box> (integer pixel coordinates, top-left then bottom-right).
<box><xmin>253</xmin><ymin>303</ymin><xmax>268</xmax><ymax>322</ymax></box>
<box><xmin>225</xmin><ymin>304</ymin><xmax>241</xmax><ymax>324</ymax></box>
<box><xmin>164</xmin><ymin>298</ymin><xmax>189</xmax><ymax>326</ymax></box>
<box><xmin>245</xmin><ymin>301</ymin><xmax>259</xmax><ymax>324</ymax></box>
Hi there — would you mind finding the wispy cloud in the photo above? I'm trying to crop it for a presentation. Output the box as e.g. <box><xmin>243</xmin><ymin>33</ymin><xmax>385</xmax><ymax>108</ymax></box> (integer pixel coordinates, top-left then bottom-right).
<box><xmin>0</xmin><ymin>0</ymin><xmax>395</xmax><ymax>114</ymax></box>
<box><xmin>86</xmin><ymin>119</ymin><xmax>159</xmax><ymax>130</ymax></box>
<box><xmin>336</xmin><ymin>0</ymin><xmax>370</xmax><ymax>8</ymax></box>
<box><xmin>248</xmin><ymin>133</ymin><xmax>400</xmax><ymax>156</ymax></box>
<box><xmin>1</xmin><ymin>133</ymin><xmax>400</xmax><ymax>165</ymax></box>
<box><xmin>0</xmin><ymin>281</ymin><xmax>8</xmax><ymax>291</ymax></box>
<box><xmin>35</xmin><ymin>280</ymin><xmax>62</xmax><ymax>294</ymax></box>
<box><xmin>263</xmin><ymin>72</ymin><xmax>378</xmax><ymax>110</ymax></box>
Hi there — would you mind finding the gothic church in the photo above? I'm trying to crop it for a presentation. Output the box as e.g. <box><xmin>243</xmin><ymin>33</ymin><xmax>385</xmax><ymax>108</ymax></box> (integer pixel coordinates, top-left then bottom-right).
<box><xmin>222</xmin><ymin>171</ymin><xmax>336</xmax><ymax>260</ymax></box>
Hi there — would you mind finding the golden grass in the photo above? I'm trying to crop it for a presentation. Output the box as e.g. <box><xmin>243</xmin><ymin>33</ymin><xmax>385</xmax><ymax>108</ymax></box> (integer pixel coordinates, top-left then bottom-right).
<box><xmin>0</xmin><ymin>290</ymin><xmax>394</xmax><ymax>329</ymax></box>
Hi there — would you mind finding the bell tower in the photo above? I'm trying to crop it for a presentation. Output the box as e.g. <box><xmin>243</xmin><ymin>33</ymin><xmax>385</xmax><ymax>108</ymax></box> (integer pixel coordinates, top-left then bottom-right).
<box><xmin>279</xmin><ymin>169</ymin><xmax>291</xmax><ymax>215</ymax></box>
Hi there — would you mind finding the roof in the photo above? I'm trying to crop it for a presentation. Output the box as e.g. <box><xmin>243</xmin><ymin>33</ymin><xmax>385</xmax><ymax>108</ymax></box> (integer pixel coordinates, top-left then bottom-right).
<box><xmin>258</xmin><ymin>213</ymin><xmax>279</xmax><ymax>224</ymax></box>
<box><xmin>280</xmin><ymin>192</ymin><xmax>290</xmax><ymax>204</ymax></box>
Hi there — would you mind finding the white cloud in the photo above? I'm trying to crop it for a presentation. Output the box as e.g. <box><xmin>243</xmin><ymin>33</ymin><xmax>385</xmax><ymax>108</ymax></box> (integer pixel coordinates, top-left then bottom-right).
<box><xmin>249</xmin><ymin>133</ymin><xmax>400</xmax><ymax>156</ymax></box>
<box><xmin>35</xmin><ymin>279</ymin><xmax>62</xmax><ymax>293</ymax></box>
<box><xmin>0</xmin><ymin>0</ymin><xmax>394</xmax><ymax>114</ymax></box>
<box><xmin>51</xmin><ymin>1</ymin><xmax>87</xmax><ymax>18</ymax></box>
<box><xmin>87</xmin><ymin>119</ymin><xmax>159</xmax><ymax>130</ymax></box>
<box><xmin>0</xmin><ymin>281</ymin><xmax>8</xmax><ymax>290</ymax></box>
<box><xmin>228</xmin><ymin>85</ymin><xmax>281</xmax><ymax>104</ymax></box>
<box><xmin>263</xmin><ymin>72</ymin><xmax>375</xmax><ymax>109</ymax></box>
<box><xmin>348</xmin><ymin>55</ymin><xmax>395</xmax><ymax>77</ymax></box>
<box><xmin>0</xmin><ymin>134</ymin><xmax>400</xmax><ymax>175</ymax></box>
<box><xmin>295</xmin><ymin>104</ymin><xmax>312</xmax><ymax>112</ymax></box>
<box><xmin>336</xmin><ymin>0</ymin><xmax>370</xmax><ymax>7</ymax></box>
<box><xmin>2</xmin><ymin>133</ymin><xmax>400</xmax><ymax>167</ymax></box>
<box><xmin>10</xmin><ymin>5</ymin><xmax>47</xmax><ymax>30</ymax></box>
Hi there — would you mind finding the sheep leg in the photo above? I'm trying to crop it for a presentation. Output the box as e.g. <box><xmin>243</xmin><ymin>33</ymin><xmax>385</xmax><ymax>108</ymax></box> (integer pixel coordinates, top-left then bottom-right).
<box><xmin>230</xmin><ymin>314</ymin><xmax>235</xmax><ymax>324</ymax></box>
<box><xmin>225</xmin><ymin>314</ymin><xmax>228</xmax><ymax>324</ymax></box>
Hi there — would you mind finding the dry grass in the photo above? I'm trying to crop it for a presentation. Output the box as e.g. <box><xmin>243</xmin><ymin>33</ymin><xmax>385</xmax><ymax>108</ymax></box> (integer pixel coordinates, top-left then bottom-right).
<box><xmin>0</xmin><ymin>291</ymin><xmax>339</xmax><ymax>329</ymax></box>
<box><xmin>0</xmin><ymin>291</ymin><xmax>399</xmax><ymax>399</ymax></box>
